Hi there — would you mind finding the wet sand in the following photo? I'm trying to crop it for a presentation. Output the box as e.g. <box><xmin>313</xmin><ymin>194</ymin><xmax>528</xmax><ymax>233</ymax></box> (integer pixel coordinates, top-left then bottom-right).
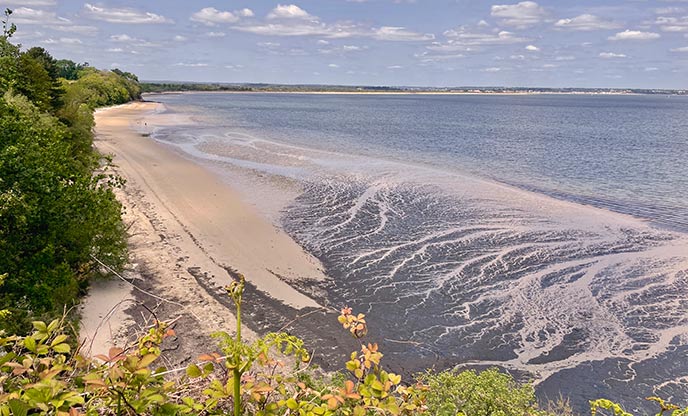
<box><xmin>79</xmin><ymin>101</ymin><xmax>331</xmax><ymax>361</ymax></box>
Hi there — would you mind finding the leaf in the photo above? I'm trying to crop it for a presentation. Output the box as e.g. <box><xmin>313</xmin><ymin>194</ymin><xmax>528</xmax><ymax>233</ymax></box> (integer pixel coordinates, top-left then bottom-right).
<box><xmin>47</xmin><ymin>319</ymin><xmax>60</xmax><ymax>333</ymax></box>
<box><xmin>108</xmin><ymin>347</ymin><xmax>124</xmax><ymax>360</ymax></box>
<box><xmin>8</xmin><ymin>400</ymin><xmax>29</xmax><ymax>416</ymax></box>
<box><xmin>138</xmin><ymin>353</ymin><xmax>157</xmax><ymax>368</ymax></box>
<box><xmin>23</xmin><ymin>336</ymin><xmax>36</xmax><ymax>352</ymax></box>
<box><xmin>286</xmin><ymin>398</ymin><xmax>299</xmax><ymax>410</ymax></box>
<box><xmin>186</xmin><ymin>364</ymin><xmax>202</xmax><ymax>378</ymax></box>
<box><xmin>0</xmin><ymin>351</ymin><xmax>16</xmax><ymax>366</ymax></box>
<box><xmin>32</xmin><ymin>321</ymin><xmax>47</xmax><ymax>333</ymax></box>
<box><xmin>51</xmin><ymin>334</ymin><xmax>69</xmax><ymax>347</ymax></box>
<box><xmin>52</xmin><ymin>343</ymin><xmax>71</xmax><ymax>354</ymax></box>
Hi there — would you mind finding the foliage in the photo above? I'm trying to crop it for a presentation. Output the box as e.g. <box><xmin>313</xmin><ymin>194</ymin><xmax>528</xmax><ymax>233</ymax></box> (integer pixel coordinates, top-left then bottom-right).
<box><xmin>1</xmin><ymin>279</ymin><xmax>687</xmax><ymax>415</ymax></box>
<box><xmin>0</xmin><ymin>14</ymin><xmax>137</xmax><ymax>333</ymax></box>
<box><xmin>418</xmin><ymin>367</ymin><xmax>541</xmax><ymax>416</ymax></box>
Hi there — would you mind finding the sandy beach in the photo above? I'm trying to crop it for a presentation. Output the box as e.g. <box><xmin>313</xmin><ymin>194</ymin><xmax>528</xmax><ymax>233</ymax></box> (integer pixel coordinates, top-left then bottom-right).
<box><xmin>79</xmin><ymin>101</ymin><xmax>334</xmax><ymax>362</ymax></box>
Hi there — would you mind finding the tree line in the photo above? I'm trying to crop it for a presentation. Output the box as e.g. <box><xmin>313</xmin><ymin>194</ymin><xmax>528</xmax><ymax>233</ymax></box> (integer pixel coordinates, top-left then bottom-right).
<box><xmin>0</xmin><ymin>8</ymin><xmax>140</xmax><ymax>333</ymax></box>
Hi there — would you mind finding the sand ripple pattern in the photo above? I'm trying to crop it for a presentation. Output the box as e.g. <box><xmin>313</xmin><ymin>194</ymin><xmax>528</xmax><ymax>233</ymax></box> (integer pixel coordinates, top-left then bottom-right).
<box><xmin>283</xmin><ymin>180</ymin><xmax>688</xmax><ymax>412</ymax></box>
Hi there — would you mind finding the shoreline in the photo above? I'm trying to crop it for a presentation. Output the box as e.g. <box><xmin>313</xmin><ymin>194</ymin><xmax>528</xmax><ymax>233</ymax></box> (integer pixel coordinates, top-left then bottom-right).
<box><xmin>145</xmin><ymin>90</ymin><xmax>649</xmax><ymax>96</ymax></box>
<box><xmin>80</xmin><ymin>101</ymin><xmax>333</xmax><ymax>362</ymax></box>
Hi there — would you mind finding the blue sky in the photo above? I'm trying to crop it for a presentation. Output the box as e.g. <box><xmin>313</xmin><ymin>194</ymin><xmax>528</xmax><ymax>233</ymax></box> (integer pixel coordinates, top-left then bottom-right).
<box><xmin>7</xmin><ymin>0</ymin><xmax>688</xmax><ymax>88</ymax></box>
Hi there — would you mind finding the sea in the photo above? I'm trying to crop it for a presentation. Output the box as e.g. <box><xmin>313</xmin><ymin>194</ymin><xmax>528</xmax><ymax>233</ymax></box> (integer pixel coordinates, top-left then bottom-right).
<box><xmin>146</xmin><ymin>92</ymin><xmax>688</xmax><ymax>414</ymax></box>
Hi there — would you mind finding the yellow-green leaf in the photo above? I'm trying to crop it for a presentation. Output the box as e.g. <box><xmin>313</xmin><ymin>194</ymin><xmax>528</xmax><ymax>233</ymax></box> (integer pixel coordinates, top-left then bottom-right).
<box><xmin>52</xmin><ymin>343</ymin><xmax>71</xmax><ymax>354</ymax></box>
<box><xmin>186</xmin><ymin>364</ymin><xmax>202</xmax><ymax>378</ymax></box>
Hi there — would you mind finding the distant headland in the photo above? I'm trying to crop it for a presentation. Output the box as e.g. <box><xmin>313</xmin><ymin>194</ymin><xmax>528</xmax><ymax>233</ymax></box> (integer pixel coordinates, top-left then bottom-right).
<box><xmin>141</xmin><ymin>81</ymin><xmax>688</xmax><ymax>95</ymax></box>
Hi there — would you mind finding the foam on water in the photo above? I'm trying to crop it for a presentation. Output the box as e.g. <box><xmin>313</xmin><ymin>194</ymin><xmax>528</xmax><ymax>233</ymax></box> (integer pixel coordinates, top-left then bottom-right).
<box><xmin>145</xmin><ymin>93</ymin><xmax>688</xmax><ymax>413</ymax></box>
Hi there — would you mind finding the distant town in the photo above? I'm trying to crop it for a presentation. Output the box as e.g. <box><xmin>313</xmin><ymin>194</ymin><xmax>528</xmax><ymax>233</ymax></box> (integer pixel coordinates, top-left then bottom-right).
<box><xmin>141</xmin><ymin>81</ymin><xmax>688</xmax><ymax>96</ymax></box>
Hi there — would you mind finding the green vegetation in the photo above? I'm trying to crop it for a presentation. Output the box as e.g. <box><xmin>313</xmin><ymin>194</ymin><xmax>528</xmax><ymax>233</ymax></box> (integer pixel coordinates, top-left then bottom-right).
<box><xmin>1</xmin><ymin>275</ymin><xmax>685</xmax><ymax>415</ymax></box>
<box><xmin>0</xmin><ymin>8</ymin><xmax>139</xmax><ymax>334</ymax></box>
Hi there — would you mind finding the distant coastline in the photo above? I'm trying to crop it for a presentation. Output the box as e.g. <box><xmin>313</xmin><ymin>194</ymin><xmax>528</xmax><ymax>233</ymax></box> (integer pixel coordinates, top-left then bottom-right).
<box><xmin>141</xmin><ymin>82</ymin><xmax>688</xmax><ymax>96</ymax></box>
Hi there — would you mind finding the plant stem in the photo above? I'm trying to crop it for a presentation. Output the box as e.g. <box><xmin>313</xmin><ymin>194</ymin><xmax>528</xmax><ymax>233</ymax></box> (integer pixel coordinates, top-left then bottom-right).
<box><xmin>233</xmin><ymin>277</ymin><xmax>243</xmax><ymax>416</ymax></box>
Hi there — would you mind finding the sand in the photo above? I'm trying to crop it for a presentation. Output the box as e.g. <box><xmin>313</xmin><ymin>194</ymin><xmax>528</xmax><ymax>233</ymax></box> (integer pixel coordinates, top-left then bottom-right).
<box><xmin>79</xmin><ymin>101</ymin><xmax>328</xmax><ymax>360</ymax></box>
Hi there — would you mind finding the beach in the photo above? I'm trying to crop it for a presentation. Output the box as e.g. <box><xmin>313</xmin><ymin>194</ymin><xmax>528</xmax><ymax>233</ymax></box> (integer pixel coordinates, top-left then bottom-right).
<box><xmin>79</xmin><ymin>101</ymin><xmax>333</xmax><ymax>362</ymax></box>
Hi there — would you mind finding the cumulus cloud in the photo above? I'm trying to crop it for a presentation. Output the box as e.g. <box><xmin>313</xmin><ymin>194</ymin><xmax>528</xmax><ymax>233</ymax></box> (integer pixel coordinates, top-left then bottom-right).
<box><xmin>656</xmin><ymin>16</ymin><xmax>688</xmax><ymax>32</ymax></box>
<box><xmin>11</xmin><ymin>8</ymin><xmax>99</xmax><ymax>35</ymax></box>
<box><xmin>490</xmin><ymin>1</ymin><xmax>548</xmax><ymax>28</ymax></box>
<box><xmin>328</xmin><ymin>63</ymin><xmax>339</xmax><ymax>68</ymax></box>
<box><xmin>267</xmin><ymin>4</ymin><xmax>313</xmax><ymax>20</ymax></box>
<box><xmin>599</xmin><ymin>52</ymin><xmax>626</xmax><ymax>58</ymax></box>
<box><xmin>206</xmin><ymin>31</ymin><xmax>226</xmax><ymax>37</ymax></box>
<box><xmin>83</xmin><ymin>3</ymin><xmax>171</xmax><ymax>24</ymax></box>
<box><xmin>525</xmin><ymin>44</ymin><xmax>539</xmax><ymax>51</ymax></box>
<box><xmin>191</xmin><ymin>7</ymin><xmax>243</xmax><ymax>26</ymax></box>
<box><xmin>608</xmin><ymin>30</ymin><xmax>660</xmax><ymax>41</ymax></box>
<box><xmin>174</xmin><ymin>35</ymin><xmax>187</xmax><ymax>42</ymax></box>
<box><xmin>554</xmin><ymin>14</ymin><xmax>621</xmax><ymax>31</ymax></box>
<box><xmin>230</xmin><ymin>5</ymin><xmax>432</xmax><ymax>41</ymax></box>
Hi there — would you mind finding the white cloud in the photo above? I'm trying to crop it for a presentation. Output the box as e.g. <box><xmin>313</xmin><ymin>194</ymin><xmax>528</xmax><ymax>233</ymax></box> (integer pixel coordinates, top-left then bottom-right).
<box><xmin>599</xmin><ymin>52</ymin><xmax>626</xmax><ymax>58</ymax></box>
<box><xmin>3</xmin><ymin>0</ymin><xmax>55</xmax><ymax>5</ymax></box>
<box><xmin>191</xmin><ymin>8</ymin><xmax>240</xmax><ymax>25</ymax></box>
<box><xmin>645</xmin><ymin>67</ymin><xmax>659</xmax><ymax>71</ymax></box>
<box><xmin>111</xmin><ymin>34</ymin><xmax>136</xmax><ymax>42</ymax></box>
<box><xmin>483</xmin><ymin>67</ymin><xmax>503</xmax><ymax>72</ymax></box>
<box><xmin>554</xmin><ymin>14</ymin><xmax>621</xmax><ymax>31</ymax></box>
<box><xmin>107</xmin><ymin>47</ymin><xmax>124</xmax><ymax>53</ymax></box>
<box><xmin>317</xmin><ymin>39</ymin><xmax>330</xmax><ymax>45</ymax></box>
<box><xmin>608</xmin><ymin>30</ymin><xmax>660</xmax><ymax>41</ymax></box>
<box><xmin>656</xmin><ymin>16</ymin><xmax>688</xmax><ymax>32</ymax></box>
<box><xmin>173</xmin><ymin>62</ymin><xmax>209</xmax><ymax>67</ymax></box>
<box><xmin>654</xmin><ymin>7</ymin><xmax>685</xmax><ymax>15</ymax></box>
<box><xmin>83</xmin><ymin>3</ymin><xmax>171</xmax><ymax>24</ymax></box>
<box><xmin>319</xmin><ymin>44</ymin><xmax>368</xmax><ymax>54</ymax></box>
<box><xmin>510</xmin><ymin>54</ymin><xmax>525</xmax><ymax>60</ymax></box>
<box><xmin>525</xmin><ymin>44</ymin><xmax>539</xmax><ymax>51</ymax></box>
<box><xmin>267</xmin><ymin>4</ymin><xmax>313</xmax><ymax>20</ymax></box>
<box><xmin>328</xmin><ymin>63</ymin><xmax>339</xmax><ymax>68</ymax></box>
<box><xmin>555</xmin><ymin>55</ymin><xmax>575</xmax><ymax>61</ymax></box>
<box><xmin>258</xmin><ymin>41</ymin><xmax>281</xmax><ymax>48</ymax></box>
<box><xmin>239</xmin><ymin>8</ymin><xmax>254</xmax><ymax>17</ymax></box>
<box><xmin>431</xmin><ymin>28</ymin><xmax>529</xmax><ymax>52</ymax></box>
<box><xmin>490</xmin><ymin>1</ymin><xmax>547</xmax><ymax>28</ymax></box>
<box><xmin>373</xmin><ymin>26</ymin><xmax>434</xmax><ymax>41</ymax></box>
<box><xmin>387</xmin><ymin>65</ymin><xmax>403</xmax><ymax>69</ymax></box>
<box><xmin>232</xmin><ymin>10</ymin><xmax>432</xmax><ymax>41</ymax></box>
<box><xmin>671</xmin><ymin>46</ymin><xmax>688</xmax><ymax>52</ymax></box>
<box><xmin>174</xmin><ymin>35</ymin><xmax>187</xmax><ymax>42</ymax></box>
<box><xmin>12</xmin><ymin>7</ymin><xmax>98</xmax><ymax>34</ymax></box>
<box><xmin>109</xmin><ymin>34</ymin><xmax>160</xmax><ymax>48</ymax></box>
<box><xmin>41</xmin><ymin>37</ymin><xmax>82</xmax><ymax>45</ymax></box>
<box><xmin>206</xmin><ymin>31</ymin><xmax>226</xmax><ymax>37</ymax></box>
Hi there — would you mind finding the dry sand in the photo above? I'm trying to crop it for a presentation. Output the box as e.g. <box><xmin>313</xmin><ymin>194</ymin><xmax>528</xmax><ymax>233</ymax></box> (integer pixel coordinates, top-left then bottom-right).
<box><xmin>79</xmin><ymin>101</ymin><xmax>329</xmax><ymax>362</ymax></box>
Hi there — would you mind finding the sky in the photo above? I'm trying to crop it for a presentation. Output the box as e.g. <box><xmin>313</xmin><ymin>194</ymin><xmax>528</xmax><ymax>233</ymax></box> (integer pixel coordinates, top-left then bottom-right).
<box><xmin>6</xmin><ymin>0</ymin><xmax>688</xmax><ymax>88</ymax></box>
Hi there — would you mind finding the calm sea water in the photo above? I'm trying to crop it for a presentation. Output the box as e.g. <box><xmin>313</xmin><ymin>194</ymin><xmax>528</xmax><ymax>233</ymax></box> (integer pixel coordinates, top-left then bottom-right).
<box><xmin>148</xmin><ymin>92</ymin><xmax>688</xmax><ymax>413</ymax></box>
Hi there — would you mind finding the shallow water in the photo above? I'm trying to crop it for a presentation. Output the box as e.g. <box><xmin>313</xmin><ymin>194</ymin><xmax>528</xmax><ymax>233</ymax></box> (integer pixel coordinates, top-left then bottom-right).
<box><xmin>147</xmin><ymin>92</ymin><xmax>688</xmax><ymax>413</ymax></box>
